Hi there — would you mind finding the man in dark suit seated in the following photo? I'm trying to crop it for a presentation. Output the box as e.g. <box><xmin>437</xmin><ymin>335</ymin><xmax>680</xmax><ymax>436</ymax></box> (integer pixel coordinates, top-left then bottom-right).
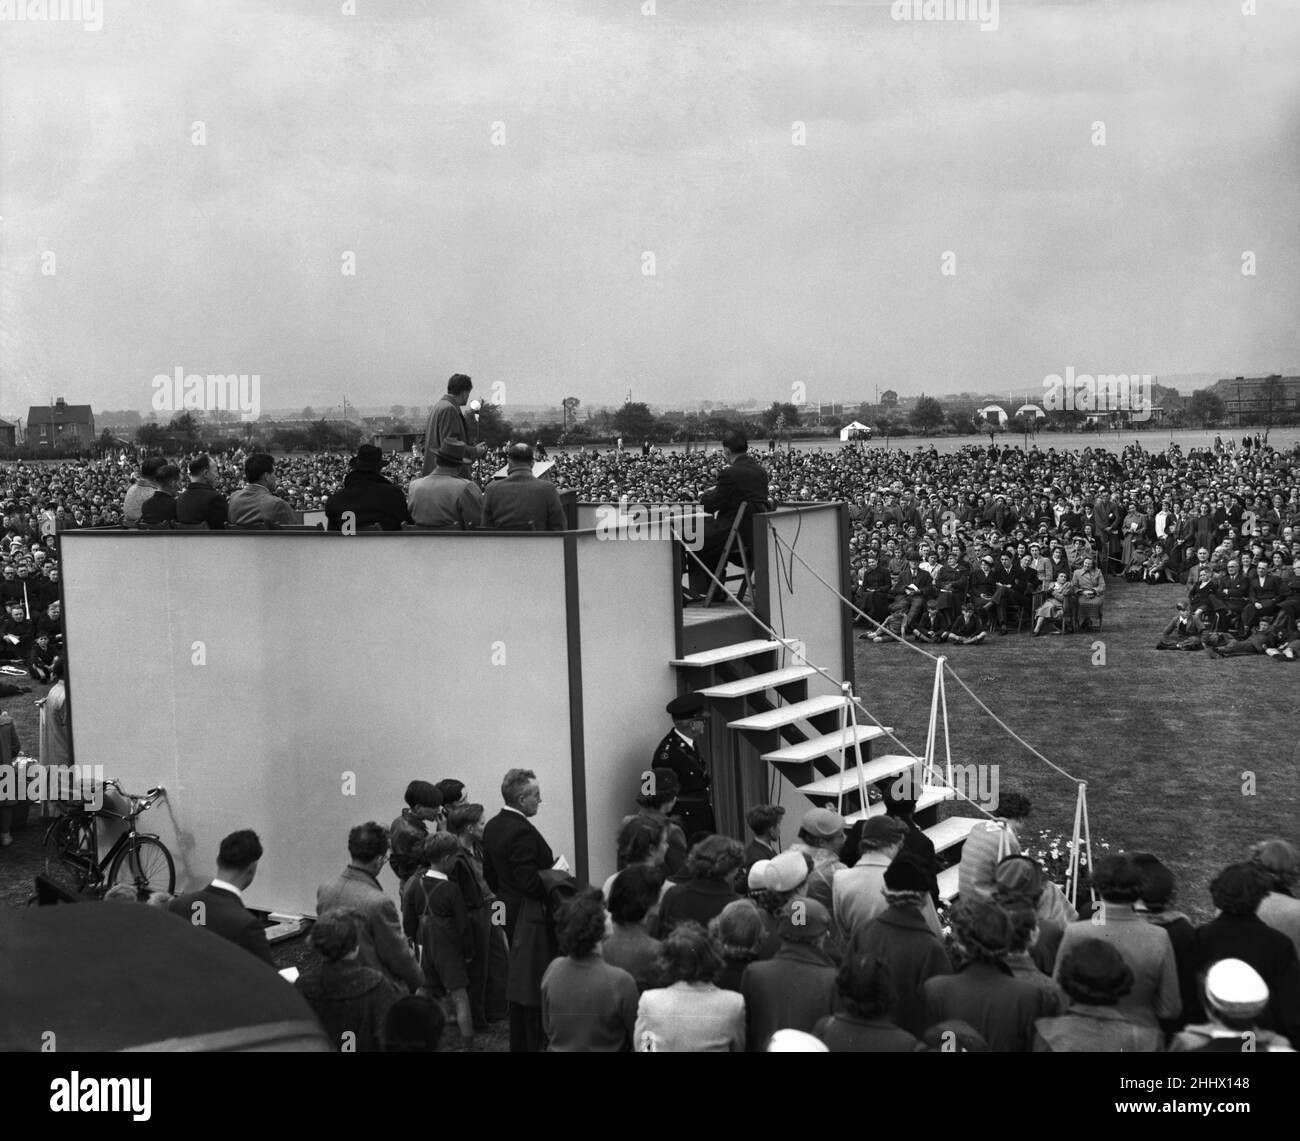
<box><xmin>325</xmin><ymin>445</ymin><xmax>413</xmax><ymax>532</ymax></box>
<box><xmin>1240</xmin><ymin>564</ymin><xmax>1282</xmax><ymax>637</ymax></box>
<box><xmin>685</xmin><ymin>431</ymin><xmax>770</xmax><ymax>600</ymax></box>
<box><xmin>482</xmin><ymin>767</ymin><xmax>565</xmax><ymax>1052</ymax></box>
<box><xmin>169</xmin><ymin>829</ymin><xmax>274</xmax><ymax>967</ymax></box>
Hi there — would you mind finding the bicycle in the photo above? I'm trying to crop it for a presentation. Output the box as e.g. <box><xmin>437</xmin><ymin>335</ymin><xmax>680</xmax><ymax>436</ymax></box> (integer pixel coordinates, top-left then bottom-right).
<box><xmin>43</xmin><ymin>779</ymin><xmax>174</xmax><ymax>899</ymax></box>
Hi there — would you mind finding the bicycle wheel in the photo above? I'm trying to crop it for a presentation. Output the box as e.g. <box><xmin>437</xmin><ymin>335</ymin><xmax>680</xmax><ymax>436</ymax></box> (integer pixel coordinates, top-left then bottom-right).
<box><xmin>107</xmin><ymin>836</ymin><xmax>176</xmax><ymax>897</ymax></box>
<box><xmin>43</xmin><ymin>813</ymin><xmax>94</xmax><ymax>895</ymax></box>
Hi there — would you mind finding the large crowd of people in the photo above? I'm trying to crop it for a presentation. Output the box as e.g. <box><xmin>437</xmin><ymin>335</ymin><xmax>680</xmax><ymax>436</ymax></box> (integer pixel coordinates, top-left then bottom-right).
<box><xmin>91</xmin><ymin>769</ymin><xmax>1300</xmax><ymax>1053</ymax></box>
<box><xmin>3</xmin><ymin>424</ymin><xmax>1297</xmax><ymax>645</ymax></box>
<box><xmin>2</xmin><ymin>384</ymin><xmax>1298</xmax><ymax>1052</ymax></box>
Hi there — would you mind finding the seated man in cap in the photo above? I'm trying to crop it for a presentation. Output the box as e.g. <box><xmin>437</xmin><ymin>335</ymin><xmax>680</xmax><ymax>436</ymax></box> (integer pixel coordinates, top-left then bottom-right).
<box><xmin>481</xmin><ymin>443</ymin><xmax>566</xmax><ymax>532</ymax></box>
<box><xmin>652</xmin><ymin>694</ymin><xmax>715</xmax><ymax>839</ymax></box>
<box><xmin>406</xmin><ymin>440</ymin><xmax>484</xmax><ymax>529</ymax></box>
<box><xmin>1171</xmin><ymin>959</ymin><xmax>1295</xmax><ymax>1052</ymax></box>
<box><xmin>740</xmin><ymin>898</ymin><xmax>838</xmax><ymax>1051</ymax></box>
<box><xmin>325</xmin><ymin>445</ymin><xmax>412</xmax><ymax>532</ymax></box>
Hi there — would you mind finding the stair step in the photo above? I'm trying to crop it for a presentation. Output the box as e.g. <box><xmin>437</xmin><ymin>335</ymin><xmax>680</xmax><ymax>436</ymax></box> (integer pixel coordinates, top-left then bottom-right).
<box><xmin>924</xmin><ymin>816</ymin><xmax>984</xmax><ymax>856</ymax></box>
<box><xmin>696</xmin><ymin>666</ymin><xmax>817</xmax><ymax>700</ymax></box>
<box><xmin>937</xmin><ymin>865</ymin><xmax>960</xmax><ymax>904</ymax></box>
<box><xmin>796</xmin><ymin>753</ymin><xmax>923</xmax><ymax>797</ymax></box>
<box><xmin>845</xmin><ymin>785</ymin><xmax>954</xmax><ymax>823</ymax></box>
<box><xmin>670</xmin><ymin>640</ymin><xmax>785</xmax><ymax>669</ymax></box>
<box><xmin>762</xmin><ymin>725</ymin><xmax>892</xmax><ymax>765</ymax></box>
<box><xmin>727</xmin><ymin>694</ymin><xmax>848</xmax><ymax>731</ymax></box>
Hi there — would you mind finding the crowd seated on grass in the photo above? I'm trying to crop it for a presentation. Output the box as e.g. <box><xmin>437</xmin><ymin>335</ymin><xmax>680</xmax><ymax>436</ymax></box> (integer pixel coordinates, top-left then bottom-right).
<box><xmin>3</xmin><ymin>434</ymin><xmax>1296</xmax><ymax>651</ymax></box>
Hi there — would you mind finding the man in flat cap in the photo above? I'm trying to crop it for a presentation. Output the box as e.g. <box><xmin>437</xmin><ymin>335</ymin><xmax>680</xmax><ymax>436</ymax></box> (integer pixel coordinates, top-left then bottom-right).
<box><xmin>652</xmin><ymin>693</ymin><xmax>715</xmax><ymax>839</ymax></box>
<box><xmin>406</xmin><ymin>440</ymin><xmax>484</xmax><ymax>529</ymax></box>
<box><xmin>481</xmin><ymin>443</ymin><xmax>566</xmax><ymax>532</ymax></box>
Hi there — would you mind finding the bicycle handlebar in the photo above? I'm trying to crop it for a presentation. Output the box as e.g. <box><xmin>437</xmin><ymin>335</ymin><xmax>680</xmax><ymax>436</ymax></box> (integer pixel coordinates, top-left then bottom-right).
<box><xmin>97</xmin><ymin>781</ymin><xmax>167</xmax><ymax>811</ymax></box>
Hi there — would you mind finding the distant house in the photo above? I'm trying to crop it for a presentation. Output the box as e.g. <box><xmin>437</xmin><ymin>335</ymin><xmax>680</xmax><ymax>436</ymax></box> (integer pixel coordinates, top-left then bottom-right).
<box><xmin>27</xmin><ymin>398</ymin><xmax>95</xmax><ymax>448</ymax></box>
<box><xmin>0</xmin><ymin>419</ymin><xmax>16</xmax><ymax>448</ymax></box>
<box><xmin>838</xmin><ymin>420</ymin><xmax>872</xmax><ymax>441</ymax></box>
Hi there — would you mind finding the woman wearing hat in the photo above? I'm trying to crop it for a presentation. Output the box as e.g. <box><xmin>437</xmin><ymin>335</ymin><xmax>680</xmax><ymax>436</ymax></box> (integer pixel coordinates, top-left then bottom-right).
<box><xmin>1033</xmin><ymin>939</ymin><xmax>1162</xmax><ymax>1052</ymax></box>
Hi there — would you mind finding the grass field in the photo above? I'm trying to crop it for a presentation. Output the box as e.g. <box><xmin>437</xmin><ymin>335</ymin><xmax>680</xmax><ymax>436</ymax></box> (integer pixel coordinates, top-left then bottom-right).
<box><xmin>0</xmin><ymin>574</ymin><xmax>1294</xmax><ymax>1050</ymax></box>
<box><xmin>853</xmin><ymin>579</ymin><xmax>1300</xmax><ymax>924</ymax></box>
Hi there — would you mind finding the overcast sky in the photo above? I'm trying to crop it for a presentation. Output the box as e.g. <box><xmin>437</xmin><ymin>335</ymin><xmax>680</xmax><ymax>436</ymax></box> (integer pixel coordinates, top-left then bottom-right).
<box><xmin>1</xmin><ymin>0</ymin><xmax>1297</xmax><ymax>419</ymax></box>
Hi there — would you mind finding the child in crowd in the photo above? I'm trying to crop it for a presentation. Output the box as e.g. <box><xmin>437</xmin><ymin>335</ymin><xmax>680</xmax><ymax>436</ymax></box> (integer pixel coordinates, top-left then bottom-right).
<box><xmin>401</xmin><ymin>832</ymin><xmax>476</xmax><ymax>1050</ymax></box>
<box><xmin>388</xmin><ymin>780</ymin><xmax>443</xmax><ymax>892</ymax></box>
<box><xmin>939</xmin><ymin>600</ymin><xmax>986</xmax><ymax>645</ymax></box>
<box><xmin>1156</xmin><ymin>603</ymin><xmax>1209</xmax><ymax>650</ymax></box>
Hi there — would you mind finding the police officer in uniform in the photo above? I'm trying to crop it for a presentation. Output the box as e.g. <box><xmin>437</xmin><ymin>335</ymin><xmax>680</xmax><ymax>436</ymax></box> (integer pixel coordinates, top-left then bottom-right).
<box><xmin>653</xmin><ymin>694</ymin><xmax>716</xmax><ymax>839</ymax></box>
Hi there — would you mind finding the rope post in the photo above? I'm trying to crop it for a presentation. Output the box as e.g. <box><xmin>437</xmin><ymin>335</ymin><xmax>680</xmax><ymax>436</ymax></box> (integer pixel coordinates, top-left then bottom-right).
<box><xmin>923</xmin><ymin>655</ymin><xmax>944</xmax><ymax>789</ymax></box>
<box><xmin>937</xmin><ymin>657</ymin><xmax>953</xmax><ymax>796</ymax></box>
<box><xmin>842</xmin><ymin>681</ymin><xmax>869</xmax><ymax>822</ymax></box>
<box><xmin>836</xmin><ymin>676</ymin><xmax>847</xmax><ymax>819</ymax></box>
<box><xmin>1066</xmin><ymin>782</ymin><xmax>1095</xmax><ymax>913</ymax></box>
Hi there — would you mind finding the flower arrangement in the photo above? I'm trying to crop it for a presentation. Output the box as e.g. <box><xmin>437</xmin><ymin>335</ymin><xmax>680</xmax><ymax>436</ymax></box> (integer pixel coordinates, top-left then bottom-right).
<box><xmin>935</xmin><ymin>829</ymin><xmax>1111</xmax><ymax>946</ymax></box>
<box><xmin>1019</xmin><ymin>828</ymin><xmax>1110</xmax><ymax>890</ymax></box>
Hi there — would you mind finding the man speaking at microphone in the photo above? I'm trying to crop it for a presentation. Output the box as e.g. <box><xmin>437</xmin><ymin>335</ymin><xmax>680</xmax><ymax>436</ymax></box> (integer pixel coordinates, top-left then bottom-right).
<box><xmin>421</xmin><ymin>373</ymin><xmax>489</xmax><ymax>478</ymax></box>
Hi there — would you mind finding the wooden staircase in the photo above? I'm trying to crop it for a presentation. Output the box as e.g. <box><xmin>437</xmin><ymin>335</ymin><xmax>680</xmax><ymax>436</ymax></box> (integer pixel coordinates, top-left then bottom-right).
<box><xmin>671</xmin><ymin>637</ymin><xmax>980</xmax><ymax>903</ymax></box>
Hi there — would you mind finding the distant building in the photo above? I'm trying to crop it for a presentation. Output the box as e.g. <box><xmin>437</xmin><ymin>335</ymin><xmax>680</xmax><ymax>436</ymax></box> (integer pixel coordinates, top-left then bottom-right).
<box><xmin>1015</xmin><ymin>403</ymin><xmax>1046</xmax><ymax>421</ymax></box>
<box><xmin>0</xmin><ymin>419</ymin><xmax>16</xmax><ymax>448</ymax></box>
<box><xmin>371</xmin><ymin>432</ymin><xmax>423</xmax><ymax>453</ymax></box>
<box><xmin>1212</xmin><ymin>375</ymin><xmax>1300</xmax><ymax>424</ymax></box>
<box><xmin>839</xmin><ymin>420</ymin><xmax>872</xmax><ymax>441</ymax></box>
<box><xmin>977</xmin><ymin>404</ymin><xmax>1008</xmax><ymax>426</ymax></box>
<box><xmin>1081</xmin><ymin>407</ymin><xmax>1167</xmax><ymax>427</ymax></box>
<box><xmin>26</xmin><ymin>398</ymin><xmax>94</xmax><ymax>448</ymax></box>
